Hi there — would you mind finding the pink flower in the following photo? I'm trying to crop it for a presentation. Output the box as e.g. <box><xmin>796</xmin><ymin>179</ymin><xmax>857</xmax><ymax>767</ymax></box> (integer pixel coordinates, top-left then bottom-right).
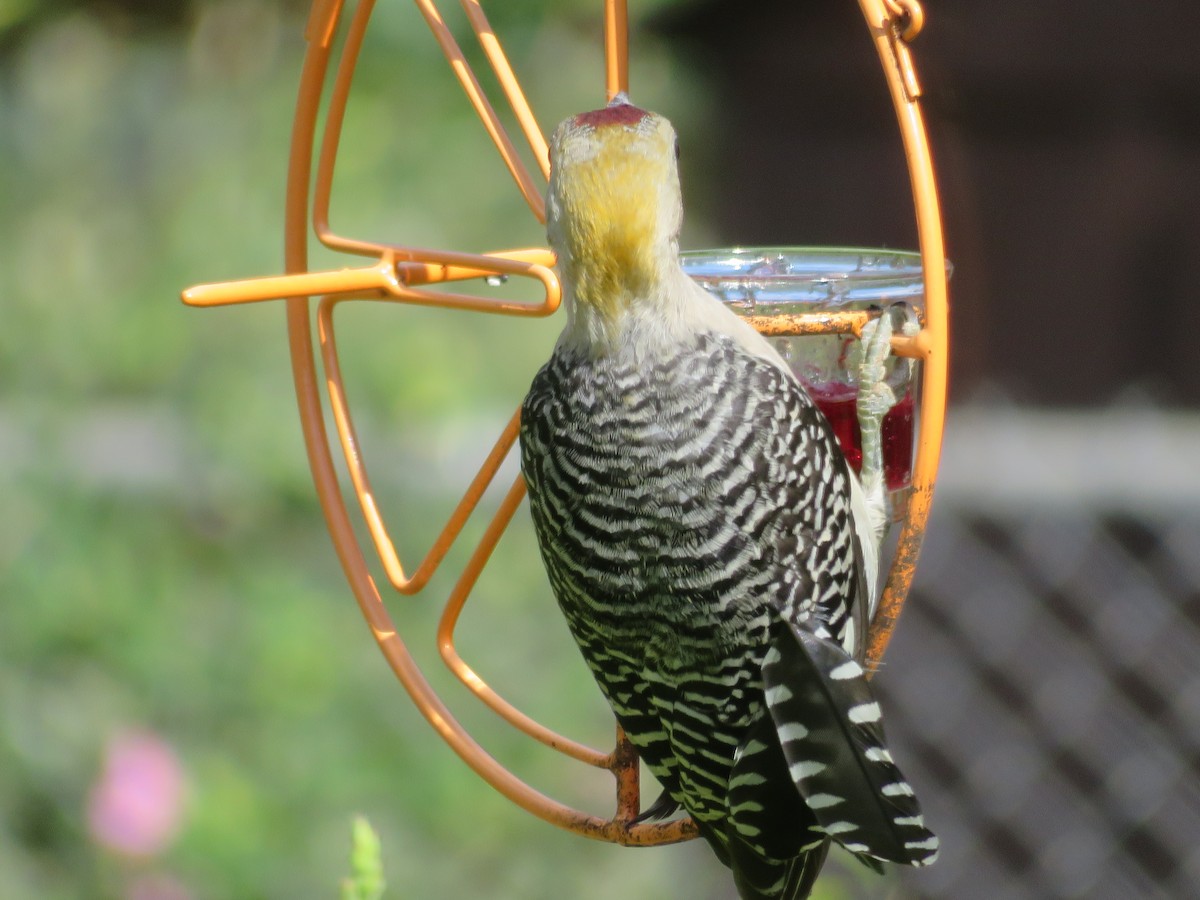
<box><xmin>86</xmin><ymin>730</ymin><xmax>187</xmax><ymax>858</ymax></box>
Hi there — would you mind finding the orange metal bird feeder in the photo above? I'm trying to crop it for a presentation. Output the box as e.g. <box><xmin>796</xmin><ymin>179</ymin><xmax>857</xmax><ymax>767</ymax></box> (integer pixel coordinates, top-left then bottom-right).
<box><xmin>182</xmin><ymin>0</ymin><xmax>948</xmax><ymax>848</ymax></box>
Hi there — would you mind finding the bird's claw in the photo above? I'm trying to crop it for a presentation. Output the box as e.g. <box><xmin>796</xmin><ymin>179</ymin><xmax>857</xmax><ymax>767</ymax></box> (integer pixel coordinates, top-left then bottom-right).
<box><xmin>854</xmin><ymin>313</ymin><xmax>897</xmax><ymax>429</ymax></box>
<box><xmin>851</xmin><ymin>304</ymin><xmax>916</xmax><ymax>541</ymax></box>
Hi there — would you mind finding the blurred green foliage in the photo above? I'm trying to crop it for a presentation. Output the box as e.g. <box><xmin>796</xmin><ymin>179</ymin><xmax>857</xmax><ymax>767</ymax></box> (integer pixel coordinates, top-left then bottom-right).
<box><xmin>1</xmin><ymin>1</ymin><xmax>894</xmax><ymax>897</ymax></box>
<box><xmin>341</xmin><ymin>817</ymin><xmax>384</xmax><ymax>900</ymax></box>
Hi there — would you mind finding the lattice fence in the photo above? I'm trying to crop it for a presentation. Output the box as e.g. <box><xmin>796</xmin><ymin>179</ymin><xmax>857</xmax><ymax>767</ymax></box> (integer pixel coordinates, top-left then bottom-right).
<box><xmin>877</xmin><ymin>411</ymin><xmax>1200</xmax><ymax>899</ymax></box>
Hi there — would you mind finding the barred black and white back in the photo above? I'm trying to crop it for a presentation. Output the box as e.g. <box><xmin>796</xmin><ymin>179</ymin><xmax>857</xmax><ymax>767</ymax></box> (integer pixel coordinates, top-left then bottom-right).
<box><xmin>521</xmin><ymin>330</ymin><xmax>937</xmax><ymax>897</ymax></box>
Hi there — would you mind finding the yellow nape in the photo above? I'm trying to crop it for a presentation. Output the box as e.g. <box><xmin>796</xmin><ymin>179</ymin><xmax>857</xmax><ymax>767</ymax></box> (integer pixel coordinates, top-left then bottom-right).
<box><xmin>557</xmin><ymin>130</ymin><xmax>673</xmax><ymax>321</ymax></box>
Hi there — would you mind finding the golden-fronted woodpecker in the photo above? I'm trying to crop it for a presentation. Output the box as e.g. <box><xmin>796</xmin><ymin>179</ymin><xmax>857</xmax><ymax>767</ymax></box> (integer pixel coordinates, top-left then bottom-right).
<box><xmin>519</xmin><ymin>97</ymin><xmax>938</xmax><ymax>900</ymax></box>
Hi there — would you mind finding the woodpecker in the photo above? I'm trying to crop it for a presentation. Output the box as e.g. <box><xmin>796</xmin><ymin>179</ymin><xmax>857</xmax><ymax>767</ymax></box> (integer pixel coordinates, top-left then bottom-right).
<box><xmin>519</xmin><ymin>97</ymin><xmax>937</xmax><ymax>900</ymax></box>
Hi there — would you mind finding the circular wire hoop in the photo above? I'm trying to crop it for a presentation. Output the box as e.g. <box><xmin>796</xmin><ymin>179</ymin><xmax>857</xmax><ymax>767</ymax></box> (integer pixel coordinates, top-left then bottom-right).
<box><xmin>181</xmin><ymin>0</ymin><xmax>948</xmax><ymax>847</ymax></box>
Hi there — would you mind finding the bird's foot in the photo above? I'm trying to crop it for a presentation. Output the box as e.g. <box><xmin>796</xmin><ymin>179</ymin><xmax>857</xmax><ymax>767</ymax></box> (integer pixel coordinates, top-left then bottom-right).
<box><xmin>849</xmin><ymin>305</ymin><xmax>918</xmax><ymax>539</ymax></box>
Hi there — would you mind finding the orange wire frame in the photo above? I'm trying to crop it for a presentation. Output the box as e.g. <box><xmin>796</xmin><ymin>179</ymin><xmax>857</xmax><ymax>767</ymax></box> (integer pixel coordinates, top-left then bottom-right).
<box><xmin>181</xmin><ymin>0</ymin><xmax>949</xmax><ymax>846</ymax></box>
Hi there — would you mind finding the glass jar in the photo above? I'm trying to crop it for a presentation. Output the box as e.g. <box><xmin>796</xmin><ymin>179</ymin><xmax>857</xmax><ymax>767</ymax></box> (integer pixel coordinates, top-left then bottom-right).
<box><xmin>682</xmin><ymin>246</ymin><xmax>942</xmax><ymax>517</ymax></box>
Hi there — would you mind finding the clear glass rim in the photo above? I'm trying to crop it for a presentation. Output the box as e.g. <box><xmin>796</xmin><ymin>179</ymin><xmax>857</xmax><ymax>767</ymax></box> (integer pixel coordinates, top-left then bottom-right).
<box><xmin>679</xmin><ymin>246</ymin><xmax>941</xmax><ymax>285</ymax></box>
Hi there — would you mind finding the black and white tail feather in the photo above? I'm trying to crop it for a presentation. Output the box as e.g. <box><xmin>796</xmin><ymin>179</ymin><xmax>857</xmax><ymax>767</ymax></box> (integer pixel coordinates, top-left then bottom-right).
<box><xmin>763</xmin><ymin>618</ymin><xmax>938</xmax><ymax>867</ymax></box>
<box><xmin>712</xmin><ymin>605</ymin><xmax>937</xmax><ymax>899</ymax></box>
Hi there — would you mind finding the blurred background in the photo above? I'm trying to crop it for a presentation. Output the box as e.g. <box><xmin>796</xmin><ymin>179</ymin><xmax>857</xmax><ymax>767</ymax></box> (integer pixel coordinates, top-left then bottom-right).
<box><xmin>1</xmin><ymin>1</ymin><xmax>1197</xmax><ymax>898</ymax></box>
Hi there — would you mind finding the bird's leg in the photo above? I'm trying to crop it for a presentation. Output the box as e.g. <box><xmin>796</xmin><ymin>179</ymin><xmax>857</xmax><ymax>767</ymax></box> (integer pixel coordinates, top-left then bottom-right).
<box><xmin>850</xmin><ymin>305</ymin><xmax>917</xmax><ymax>547</ymax></box>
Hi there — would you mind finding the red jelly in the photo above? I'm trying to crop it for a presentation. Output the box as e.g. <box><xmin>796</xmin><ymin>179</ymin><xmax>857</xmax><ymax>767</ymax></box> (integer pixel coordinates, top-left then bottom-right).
<box><xmin>805</xmin><ymin>382</ymin><xmax>915</xmax><ymax>491</ymax></box>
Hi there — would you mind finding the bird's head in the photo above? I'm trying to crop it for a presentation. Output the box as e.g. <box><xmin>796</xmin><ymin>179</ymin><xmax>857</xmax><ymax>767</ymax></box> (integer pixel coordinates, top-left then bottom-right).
<box><xmin>546</xmin><ymin>96</ymin><xmax>683</xmax><ymax>328</ymax></box>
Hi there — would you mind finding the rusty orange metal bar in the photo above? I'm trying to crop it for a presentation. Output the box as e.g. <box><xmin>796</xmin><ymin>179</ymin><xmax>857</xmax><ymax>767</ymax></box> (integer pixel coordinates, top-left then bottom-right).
<box><xmin>742</xmin><ymin>308</ymin><xmax>924</xmax><ymax>358</ymax></box>
<box><xmin>435</xmin><ymin>472</ymin><xmax>614</xmax><ymax>768</ymax></box>
<box><xmin>604</xmin><ymin>0</ymin><xmax>629</xmax><ymax>99</ymax></box>
<box><xmin>318</xmin><ymin>312</ymin><xmax>526</xmax><ymax>596</ymax></box>
<box><xmin>179</xmin><ymin>0</ymin><xmax>947</xmax><ymax>848</ymax></box>
<box><xmin>183</xmin><ymin>249</ymin><xmax>560</xmax><ymax>310</ymax></box>
<box><xmin>412</xmin><ymin>0</ymin><xmax>547</xmax><ymax>221</ymax></box>
<box><xmin>855</xmin><ymin>0</ymin><xmax>950</xmax><ymax>668</ymax></box>
<box><xmin>310</xmin><ymin>0</ymin><xmax>548</xmax><ymax>261</ymax></box>
<box><xmin>460</xmin><ymin>0</ymin><xmax>552</xmax><ymax>180</ymax></box>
